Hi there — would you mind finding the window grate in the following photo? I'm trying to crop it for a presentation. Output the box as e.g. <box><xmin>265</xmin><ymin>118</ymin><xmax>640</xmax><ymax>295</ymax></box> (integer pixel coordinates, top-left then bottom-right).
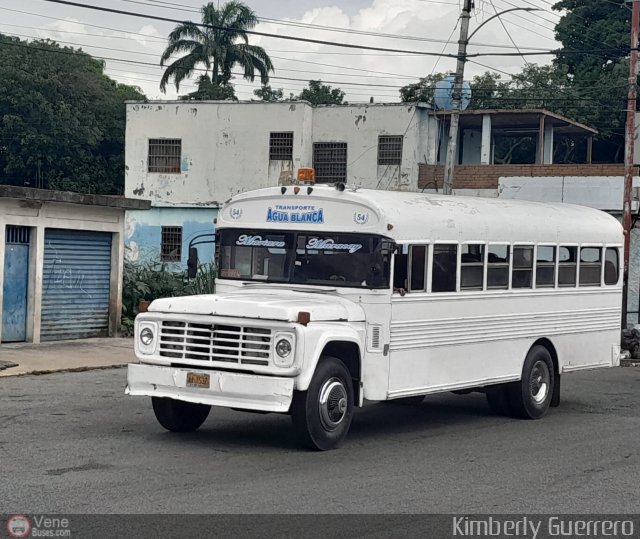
<box><xmin>5</xmin><ymin>226</ymin><xmax>30</xmax><ymax>244</ymax></box>
<box><xmin>269</xmin><ymin>132</ymin><xmax>294</xmax><ymax>160</ymax></box>
<box><xmin>377</xmin><ymin>135</ymin><xmax>403</xmax><ymax>165</ymax></box>
<box><xmin>313</xmin><ymin>142</ymin><xmax>347</xmax><ymax>183</ymax></box>
<box><xmin>148</xmin><ymin>139</ymin><xmax>181</xmax><ymax>173</ymax></box>
<box><xmin>161</xmin><ymin>226</ymin><xmax>182</xmax><ymax>262</ymax></box>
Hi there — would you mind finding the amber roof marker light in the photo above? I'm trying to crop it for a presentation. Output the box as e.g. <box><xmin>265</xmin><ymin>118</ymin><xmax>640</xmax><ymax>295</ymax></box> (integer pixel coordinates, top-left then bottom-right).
<box><xmin>297</xmin><ymin>168</ymin><xmax>315</xmax><ymax>185</ymax></box>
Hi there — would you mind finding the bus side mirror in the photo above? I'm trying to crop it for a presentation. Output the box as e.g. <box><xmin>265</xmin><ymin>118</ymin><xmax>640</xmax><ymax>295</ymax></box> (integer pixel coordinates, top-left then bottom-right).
<box><xmin>187</xmin><ymin>247</ymin><xmax>198</xmax><ymax>279</ymax></box>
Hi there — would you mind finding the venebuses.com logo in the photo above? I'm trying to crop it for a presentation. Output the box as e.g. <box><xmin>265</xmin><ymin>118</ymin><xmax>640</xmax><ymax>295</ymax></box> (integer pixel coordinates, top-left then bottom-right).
<box><xmin>6</xmin><ymin>515</ymin><xmax>31</xmax><ymax>538</ymax></box>
<box><xmin>5</xmin><ymin>515</ymin><xmax>71</xmax><ymax>538</ymax></box>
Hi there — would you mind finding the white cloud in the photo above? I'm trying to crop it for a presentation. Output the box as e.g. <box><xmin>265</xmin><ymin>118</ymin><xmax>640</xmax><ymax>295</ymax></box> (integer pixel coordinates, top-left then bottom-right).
<box><xmin>7</xmin><ymin>0</ymin><xmax>560</xmax><ymax>102</ymax></box>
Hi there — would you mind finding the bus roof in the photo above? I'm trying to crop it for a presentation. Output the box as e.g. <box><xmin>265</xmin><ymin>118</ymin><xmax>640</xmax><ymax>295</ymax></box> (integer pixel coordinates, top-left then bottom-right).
<box><xmin>218</xmin><ymin>185</ymin><xmax>623</xmax><ymax>245</ymax></box>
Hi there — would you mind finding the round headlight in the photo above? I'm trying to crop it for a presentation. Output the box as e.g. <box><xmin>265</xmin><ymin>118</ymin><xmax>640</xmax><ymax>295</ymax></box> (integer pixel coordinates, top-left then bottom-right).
<box><xmin>275</xmin><ymin>338</ymin><xmax>292</xmax><ymax>358</ymax></box>
<box><xmin>140</xmin><ymin>327</ymin><xmax>154</xmax><ymax>346</ymax></box>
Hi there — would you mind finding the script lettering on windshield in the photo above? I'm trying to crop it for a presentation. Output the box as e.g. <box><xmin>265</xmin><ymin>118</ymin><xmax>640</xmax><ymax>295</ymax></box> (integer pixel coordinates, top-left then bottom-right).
<box><xmin>306</xmin><ymin>238</ymin><xmax>362</xmax><ymax>253</ymax></box>
<box><xmin>236</xmin><ymin>234</ymin><xmax>286</xmax><ymax>248</ymax></box>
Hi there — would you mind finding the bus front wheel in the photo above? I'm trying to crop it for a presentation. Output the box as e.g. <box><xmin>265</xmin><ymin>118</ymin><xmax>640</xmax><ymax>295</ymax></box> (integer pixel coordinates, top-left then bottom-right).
<box><xmin>291</xmin><ymin>356</ymin><xmax>354</xmax><ymax>451</ymax></box>
<box><xmin>508</xmin><ymin>345</ymin><xmax>555</xmax><ymax>419</ymax></box>
<box><xmin>152</xmin><ymin>397</ymin><xmax>211</xmax><ymax>432</ymax></box>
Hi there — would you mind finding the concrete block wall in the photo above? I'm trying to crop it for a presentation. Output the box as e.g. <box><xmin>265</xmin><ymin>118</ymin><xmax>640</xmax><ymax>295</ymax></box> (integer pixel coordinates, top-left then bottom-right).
<box><xmin>418</xmin><ymin>164</ymin><xmax>632</xmax><ymax>190</ymax></box>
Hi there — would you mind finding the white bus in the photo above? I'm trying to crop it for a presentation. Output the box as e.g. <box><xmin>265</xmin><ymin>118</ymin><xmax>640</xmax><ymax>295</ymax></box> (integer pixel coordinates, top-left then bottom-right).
<box><xmin>127</xmin><ymin>182</ymin><xmax>623</xmax><ymax>450</ymax></box>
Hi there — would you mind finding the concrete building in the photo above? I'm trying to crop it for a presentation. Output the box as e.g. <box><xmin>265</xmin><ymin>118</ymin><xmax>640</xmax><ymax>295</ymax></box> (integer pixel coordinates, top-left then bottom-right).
<box><xmin>124</xmin><ymin>101</ymin><xmax>603</xmax><ymax>270</ymax></box>
<box><xmin>0</xmin><ymin>186</ymin><xmax>149</xmax><ymax>343</ymax></box>
<box><xmin>124</xmin><ymin>100</ymin><xmax>436</xmax><ymax>269</ymax></box>
<box><xmin>123</xmin><ymin>100</ymin><xmax>640</xmax><ymax>321</ymax></box>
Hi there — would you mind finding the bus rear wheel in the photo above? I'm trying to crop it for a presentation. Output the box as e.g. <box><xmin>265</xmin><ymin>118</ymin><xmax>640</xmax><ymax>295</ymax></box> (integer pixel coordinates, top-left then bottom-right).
<box><xmin>152</xmin><ymin>397</ymin><xmax>211</xmax><ymax>432</ymax></box>
<box><xmin>291</xmin><ymin>356</ymin><xmax>354</xmax><ymax>451</ymax></box>
<box><xmin>508</xmin><ymin>345</ymin><xmax>555</xmax><ymax>419</ymax></box>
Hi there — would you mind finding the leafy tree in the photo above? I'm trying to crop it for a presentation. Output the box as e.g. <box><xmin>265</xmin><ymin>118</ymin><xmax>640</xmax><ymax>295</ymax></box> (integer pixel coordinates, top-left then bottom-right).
<box><xmin>298</xmin><ymin>80</ymin><xmax>345</xmax><ymax>105</ymax></box>
<box><xmin>552</xmin><ymin>0</ymin><xmax>631</xmax><ymax>162</ymax></box>
<box><xmin>398</xmin><ymin>73</ymin><xmax>447</xmax><ymax>103</ymax></box>
<box><xmin>253</xmin><ymin>85</ymin><xmax>284</xmax><ymax>102</ymax></box>
<box><xmin>181</xmin><ymin>75</ymin><xmax>237</xmax><ymax>100</ymax></box>
<box><xmin>160</xmin><ymin>1</ymin><xmax>274</xmax><ymax>98</ymax></box>
<box><xmin>0</xmin><ymin>34</ymin><xmax>145</xmax><ymax>194</ymax></box>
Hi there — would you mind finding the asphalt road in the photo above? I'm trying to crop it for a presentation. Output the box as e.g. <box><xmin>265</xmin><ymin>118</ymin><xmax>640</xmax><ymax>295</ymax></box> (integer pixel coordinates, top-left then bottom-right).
<box><xmin>1</xmin><ymin>366</ymin><xmax>639</xmax><ymax>514</ymax></box>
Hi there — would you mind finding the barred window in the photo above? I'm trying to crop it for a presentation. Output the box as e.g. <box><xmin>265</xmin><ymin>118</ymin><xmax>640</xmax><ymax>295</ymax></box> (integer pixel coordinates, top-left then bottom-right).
<box><xmin>313</xmin><ymin>142</ymin><xmax>347</xmax><ymax>183</ymax></box>
<box><xmin>269</xmin><ymin>132</ymin><xmax>294</xmax><ymax>160</ymax></box>
<box><xmin>148</xmin><ymin>139</ymin><xmax>181</xmax><ymax>173</ymax></box>
<box><xmin>378</xmin><ymin>135</ymin><xmax>403</xmax><ymax>165</ymax></box>
<box><xmin>161</xmin><ymin>226</ymin><xmax>182</xmax><ymax>262</ymax></box>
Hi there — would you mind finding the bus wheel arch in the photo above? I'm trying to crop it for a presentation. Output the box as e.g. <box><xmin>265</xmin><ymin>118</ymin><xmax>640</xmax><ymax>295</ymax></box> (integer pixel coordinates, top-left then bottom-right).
<box><xmin>531</xmin><ymin>338</ymin><xmax>560</xmax><ymax>408</ymax></box>
<box><xmin>319</xmin><ymin>341</ymin><xmax>362</xmax><ymax>406</ymax></box>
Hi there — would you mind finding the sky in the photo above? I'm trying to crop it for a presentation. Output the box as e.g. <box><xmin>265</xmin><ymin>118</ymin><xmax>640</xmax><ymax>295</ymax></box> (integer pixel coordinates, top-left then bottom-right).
<box><xmin>0</xmin><ymin>0</ymin><xmax>564</xmax><ymax>102</ymax></box>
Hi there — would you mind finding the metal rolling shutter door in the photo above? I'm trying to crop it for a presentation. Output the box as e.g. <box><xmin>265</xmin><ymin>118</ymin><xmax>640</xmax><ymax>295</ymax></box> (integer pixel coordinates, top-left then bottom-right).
<box><xmin>41</xmin><ymin>229</ymin><xmax>113</xmax><ymax>341</ymax></box>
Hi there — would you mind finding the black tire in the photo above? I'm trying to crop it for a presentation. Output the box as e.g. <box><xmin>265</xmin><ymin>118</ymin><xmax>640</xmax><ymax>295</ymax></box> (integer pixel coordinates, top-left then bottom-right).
<box><xmin>485</xmin><ymin>384</ymin><xmax>512</xmax><ymax>416</ymax></box>
<box><xmin>152</xmin><ymin>397</ymin><xmax>211</xmax><ymax>432</ymax></box>
<box><xmin>387</xmin><ymin>396</ymin><xmax>424</xmax><ymax>405</ymax></box>
<box><xmin>507</xmin><ymin>345</ymin><xmax>555</xmax><ymax>419</ymax></box>
<box><xmin>291</xmin><ymin>356</ymin><xmax>354</xmax><ymax>451</ymax></box>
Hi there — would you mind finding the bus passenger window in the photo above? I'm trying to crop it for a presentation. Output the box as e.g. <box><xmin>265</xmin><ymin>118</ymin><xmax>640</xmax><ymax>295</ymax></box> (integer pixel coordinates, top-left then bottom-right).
<box><xmin>487</xmin><ymin>245</ymin><xmax>509</xmax><ymax>289</ymax></box>
<box><xmin>393</xmin><ymin>253</ymin><xmax>408</xmax><ymax>292</ymax></box>
<box><xmin>461</xmin><ymin>244</ymin><xmax>484</xmax><ymax>290</ymax></box>
<box><xmin>512</xmin><ymin>246</ymin><xmax>533</xmax><ymax>289</ymax></box>
<box><xmin>432</xmin><ymin>244</ymin><xmax>458</xmax><ymax>293</ymax></box>
<box><xmin>579</xmin><ymin>247</ymin><xmax>602</xmax><ymax>286</ymax></box>
<box><xmin>409</xmin><ymin>245</ymin><xmax>427</xmax><ymax>292</ymax></box>
<box><xmin>604</xmin><ymin>248</ymin><xmax>619</xmax><ymax>285</ymax></box>
<box><xmin>558</xmin><ymin>246</ymin><xmax>577</xmax><ymax>287</ymax></box>
<box><xmin>536</xmin><ymin>245</ymin><xmax>555</xmax><ymax>287</ymax></box>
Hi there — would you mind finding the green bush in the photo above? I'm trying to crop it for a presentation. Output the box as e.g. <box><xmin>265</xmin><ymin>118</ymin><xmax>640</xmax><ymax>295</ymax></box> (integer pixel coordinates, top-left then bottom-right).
<box><xmin>121</xmin><ymin>261</ymin><xmax>217</xmax><ymax>332</ymax></box>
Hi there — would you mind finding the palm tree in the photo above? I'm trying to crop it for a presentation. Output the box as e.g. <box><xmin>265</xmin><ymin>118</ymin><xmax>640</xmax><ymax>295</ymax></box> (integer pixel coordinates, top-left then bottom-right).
<box><xmin>160</xmin><ymin>1</ymin><xmax>274</xmax><ymax>94</ymax></box>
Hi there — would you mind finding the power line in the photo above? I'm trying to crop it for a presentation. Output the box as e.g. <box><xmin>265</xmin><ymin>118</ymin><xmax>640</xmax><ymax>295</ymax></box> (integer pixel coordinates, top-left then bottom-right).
<box><xmin>35</xmin><ymin>0</ymin><xmax>617</xmax><ymax>58</ymax></box>
<box><xmin>2</xmin><ymin>33</ymin><xmax>631</xmax><ymax>100</ymax></box>
<box><xmin>36</xmin><ymin>0</ymin><xmax>461</xmax><ymax>58</ymax></box>
<box><xmin>1</xmin><ymin>29</ymin><xmax>424</xmax><ymax>82</ymax></box>
<box><xmin>0</xmin><ymin>39</ymin><xmax>417</xmax><ymax>89</ymax></box>
<box><xmin>488</xmin><ymin>0</ymin><xmax>529</xmax><ymax>67</ymax></box>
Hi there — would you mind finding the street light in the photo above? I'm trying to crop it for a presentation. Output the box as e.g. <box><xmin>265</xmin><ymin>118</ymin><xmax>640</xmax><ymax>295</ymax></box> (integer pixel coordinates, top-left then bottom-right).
<box><xmin>442</xmin><ymin>2</ymin><xmax>539</xmax><ymax>195</ymax></box>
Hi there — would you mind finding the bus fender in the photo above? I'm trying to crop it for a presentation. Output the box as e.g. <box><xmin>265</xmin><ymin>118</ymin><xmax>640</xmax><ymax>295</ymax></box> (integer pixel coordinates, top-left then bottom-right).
<box><xmin>294</xmin><ymin>323</ymin><xmax>365</xmax><ymax>393</ymax></box>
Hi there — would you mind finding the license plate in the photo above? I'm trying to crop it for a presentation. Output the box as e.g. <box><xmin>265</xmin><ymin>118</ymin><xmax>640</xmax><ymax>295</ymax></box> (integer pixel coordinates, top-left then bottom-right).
<box><xmin>186</xmin><ymin>372</ymin><xmax>210</xmax><ymax>388</ymax></box>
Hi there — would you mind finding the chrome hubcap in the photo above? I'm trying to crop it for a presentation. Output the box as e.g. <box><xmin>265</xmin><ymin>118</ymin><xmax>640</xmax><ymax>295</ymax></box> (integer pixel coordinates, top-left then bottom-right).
<box><xmin>530</xmin><ymin>360</ymin><xmax>550</xmax><ymax>404</ymax></box>
<box><xmin>318</xmin><ymin>377</ymin><xmax>348</xmax><ymax>431</ymax></box>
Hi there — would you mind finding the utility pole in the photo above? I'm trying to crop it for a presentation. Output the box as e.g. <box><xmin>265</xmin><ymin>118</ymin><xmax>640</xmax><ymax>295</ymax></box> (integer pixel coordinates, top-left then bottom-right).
<box><xmin>443</xmin><ymin>0</ymin><xmax>473</xmax><ymax>195</ymax></box>
<box><xmin>623</xmin><ymin>0</ymin><xmax>640</xmax><ymax>325</ymax></box>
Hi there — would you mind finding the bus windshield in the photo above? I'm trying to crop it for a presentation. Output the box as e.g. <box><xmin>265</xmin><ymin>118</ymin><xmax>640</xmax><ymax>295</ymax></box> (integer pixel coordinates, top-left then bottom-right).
<box><xmin>218</xmin><ymin>229</ymin><xmax>393</xmax><ymax>289</ymax></box>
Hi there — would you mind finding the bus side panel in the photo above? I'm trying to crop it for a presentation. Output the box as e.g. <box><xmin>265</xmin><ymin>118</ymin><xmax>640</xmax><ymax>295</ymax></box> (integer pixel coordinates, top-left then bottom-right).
<box><xmin>387</xmin><ymin>289</ymin><xmax>621</xmax><ymax>397</ymax></box>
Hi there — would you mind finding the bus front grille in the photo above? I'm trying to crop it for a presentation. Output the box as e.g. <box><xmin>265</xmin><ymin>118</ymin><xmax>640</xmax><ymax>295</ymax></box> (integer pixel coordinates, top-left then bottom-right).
<box><xmin>158</xmin><ymin>321</ymin><xmax>272</xmax><ymax>366</ymax></box>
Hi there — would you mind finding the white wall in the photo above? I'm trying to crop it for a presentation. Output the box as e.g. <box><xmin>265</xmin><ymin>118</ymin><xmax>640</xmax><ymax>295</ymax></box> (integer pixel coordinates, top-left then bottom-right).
<box><xmin>499</xmin><ymin>176</ymin><xmax>640</xmax><ymax>211</ymax></box>
<box><xmin>125</xmin><ymin>101</ymin><xmax>434</xmax><ymax>205</ymax></box>
<box><xmin>125</xmin><ymin>101</ymin><xmax>313</xmax><ymax>206</ymax></box>
<box><xmin>312</xmin><ymin>104</ymin><xmax>431</xmax><ymax>190</ymax></box>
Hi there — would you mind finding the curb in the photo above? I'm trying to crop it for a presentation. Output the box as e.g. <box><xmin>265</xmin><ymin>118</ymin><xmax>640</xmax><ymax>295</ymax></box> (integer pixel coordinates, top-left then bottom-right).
<box><xmin>0</xmin><ymin>363</ymin><xmax>128</xmax><ymax>378</ymax></box>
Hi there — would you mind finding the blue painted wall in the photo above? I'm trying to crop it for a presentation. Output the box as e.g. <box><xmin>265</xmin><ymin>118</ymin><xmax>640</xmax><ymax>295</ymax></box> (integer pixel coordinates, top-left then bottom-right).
<box><xmin>125</xmin><ymin>207</ymin><xmax>218</xmax><ymax>269</ymax></box>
